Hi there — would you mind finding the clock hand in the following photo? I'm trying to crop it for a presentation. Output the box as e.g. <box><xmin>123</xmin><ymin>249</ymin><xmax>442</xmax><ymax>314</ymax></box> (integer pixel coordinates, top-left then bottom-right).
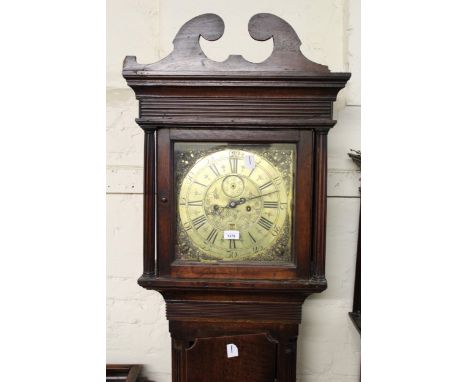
<box><xmin>226</xmin><ymin>191</ymin><xmax>279</xmax><ymax>208</ymax></box>
<box><xmin>244</xmin><ymin>190</ymin><xmax>278</xmax><ymax>202</ymax></box>
<box><xmin>211</xmin><ymin>204</ymin><xmax>229</xmax><ymax>212</ymax></box>
<box><xmin>226</xmin><ymin>199</ymin><xmax>244</xmax><ymax>208</ymax></box>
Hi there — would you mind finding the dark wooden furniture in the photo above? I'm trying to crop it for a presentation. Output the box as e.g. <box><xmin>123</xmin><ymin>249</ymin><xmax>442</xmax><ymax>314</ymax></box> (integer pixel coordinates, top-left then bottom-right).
<box><xmin>123</xmin><ymin>13</ymin><xmax>350</xmax><ymax>382</ymax></box>
<box><xmin>106</xmin><ymin>364</ymin><xmax>151</xmax><ymax>382</ymax></box>
<box><xmin>349</xmin><ymin>215</ymin><xmax>361</xmax><ymax>333</ymax></box>
<box><xmin>348</xmin><ymin>150</ymin><xmax>361</xmax><ymax>334</ymax></box>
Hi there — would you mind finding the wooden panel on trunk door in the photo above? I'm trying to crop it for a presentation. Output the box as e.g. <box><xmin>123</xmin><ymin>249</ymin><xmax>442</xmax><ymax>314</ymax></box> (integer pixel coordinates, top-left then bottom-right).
<box><xmin>186</xmin><ymin>333</ymin><xmax>277</xmax><ymax>382</ymax></box>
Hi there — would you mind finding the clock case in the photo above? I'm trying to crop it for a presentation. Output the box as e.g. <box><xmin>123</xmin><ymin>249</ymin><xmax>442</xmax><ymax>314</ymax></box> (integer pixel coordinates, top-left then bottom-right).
<box><xmin>123</xmin><ymin>13</ymin><xmax>350</xmax><ymax>382</ymax></box>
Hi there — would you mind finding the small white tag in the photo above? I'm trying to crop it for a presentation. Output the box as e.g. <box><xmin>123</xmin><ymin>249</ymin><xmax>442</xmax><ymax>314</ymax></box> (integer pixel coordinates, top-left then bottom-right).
<box><xmin>227</xmin><ymin>343</ymin><xmax>238</xmax><ymax>358</ymax></box>
<box><xmin>244</xmin><ymin>154</ymin><xmax>256</xmax><ymax>169</ymax></box>
<box><xmin>224</xmin><ymin>230</ymin><xmax>240</xmax><ymax>240</ymax></box>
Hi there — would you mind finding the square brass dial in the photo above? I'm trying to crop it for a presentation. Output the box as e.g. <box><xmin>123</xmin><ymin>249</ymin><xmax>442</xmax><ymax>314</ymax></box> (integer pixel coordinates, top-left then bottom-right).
<box><xmin>174</xmin><ymin>142</ymin><xmax>296</xmax><ymax>263</ymax></box>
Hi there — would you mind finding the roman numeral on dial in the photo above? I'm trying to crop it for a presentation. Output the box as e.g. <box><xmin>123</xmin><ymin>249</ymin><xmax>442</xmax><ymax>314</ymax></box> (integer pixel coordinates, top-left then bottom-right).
<box><xmin>192</xmin><ymin>215</ymin><xmax>207</xmax><ymax>230</ymax></box>
<box><xmin>259</xmin><ymin>180</ymin><xmax>273</xmax><ymax>190</ymax></box>
<box><xmin>229</xmin><ymin>239</ymin><xmax>237</xmax><ymax>249</ymax></box>
<box><xmin>263</xmin><ymin>201</ymin><xmax>279</xmax><ymax>209</ymax></box>
<box><xmin>206</xmin><ymin>228</ymin><xmax>218</xmax><ymax>244</ymax></box>
<box><xmin>187</xmin><ymin>200</ymin><xmax>203</xmax><ymax>207</ymax></box>
<box><xmin>257</xmin><ymin>216</ymin><xmax>273</xmax><ymax>231</ymax></box>
<box><xmin>229</xmin><ymin>157</ymin><xmax>238</xmax><ymax>173</ymax></box>
<box><xmin>209</xmin><ymin>164</ymin><xmax>220</xmax><ymax>177</ymax></box>
<box><xmin>248</xmin><ymin>232</ymin><xmax>257</xmax><ymax>243</ymax></box>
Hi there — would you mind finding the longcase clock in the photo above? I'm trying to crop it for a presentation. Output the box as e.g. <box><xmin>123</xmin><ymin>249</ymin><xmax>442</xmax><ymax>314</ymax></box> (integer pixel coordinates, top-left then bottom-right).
<box><xmin>122</xmin><ymin>13</ymin><xmax>350</xmax><ymax>382</ymax></box>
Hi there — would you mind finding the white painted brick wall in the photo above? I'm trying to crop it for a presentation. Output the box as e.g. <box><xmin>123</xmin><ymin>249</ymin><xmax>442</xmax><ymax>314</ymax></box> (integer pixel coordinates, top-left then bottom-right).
<box><xmin>107</xmin><ymin>1</ymin><xmax>361</xmax><ymax>381</ymax></box>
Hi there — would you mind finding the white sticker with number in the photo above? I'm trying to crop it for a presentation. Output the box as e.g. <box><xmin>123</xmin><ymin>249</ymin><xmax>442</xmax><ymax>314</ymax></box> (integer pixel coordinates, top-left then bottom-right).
<box><xmin>227</xmin><ymin>343</ymin><xmax>239</xmax><ymax>358</ymax></box>
<box><xmin>224</xmin><ymin>230</ymin><xmax>240</xmax><ymax>240</ymax></box>
<box><xmin>244</xmin><ymin>154</ymin><xmax>255</xmax><ymax>169</ymax></box>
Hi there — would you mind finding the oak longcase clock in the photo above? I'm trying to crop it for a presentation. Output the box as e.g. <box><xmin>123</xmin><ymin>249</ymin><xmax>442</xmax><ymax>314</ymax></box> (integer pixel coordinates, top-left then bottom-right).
<box><xmin>123</xmin><ymin>13</ymin><xmax>350</xmax><ymax>382</ymax></box>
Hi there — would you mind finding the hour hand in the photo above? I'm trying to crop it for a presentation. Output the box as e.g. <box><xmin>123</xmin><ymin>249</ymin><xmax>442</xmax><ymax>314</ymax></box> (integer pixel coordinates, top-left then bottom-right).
<box><xmin>226</xmin><ymin>198</ymin><xmax>246</xmax><ymax>208</ymax></box>
<box><xmin>211</xmin><ymin>204</ymin><xmax>229</xmax><ymax>213</ymax></box>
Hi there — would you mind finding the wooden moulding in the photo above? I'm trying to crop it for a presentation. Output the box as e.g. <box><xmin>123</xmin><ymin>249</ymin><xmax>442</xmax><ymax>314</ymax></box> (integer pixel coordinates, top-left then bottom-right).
<box><xmin>123</xmin><ymin>13</ymin><xmax>349</xmax><ymax>129</ymax></box>
<box><xmin>142</xmin><ymin>130</ymin><xmax>156</xmax><ymax>276</ymax></box>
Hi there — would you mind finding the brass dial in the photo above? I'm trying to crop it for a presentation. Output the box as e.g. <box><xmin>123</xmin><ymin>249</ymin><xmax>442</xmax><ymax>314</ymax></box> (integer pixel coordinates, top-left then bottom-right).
<box><xmin>176</xmin><ymin>145</ymin><xmax>295</xmax><ymax>262</ymax></box>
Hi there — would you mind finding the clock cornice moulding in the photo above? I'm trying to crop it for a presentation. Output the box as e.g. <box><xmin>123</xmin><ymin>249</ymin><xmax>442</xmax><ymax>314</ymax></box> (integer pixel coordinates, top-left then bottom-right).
<box><xmin>135</xmin><ymin>119</ymin><xmax>337</xmax><ymax>131</ymax></box>
<box><xmin>122</xmin><ymin>13</ymin><xmax>350</xmax><ymax>131</ymax></box>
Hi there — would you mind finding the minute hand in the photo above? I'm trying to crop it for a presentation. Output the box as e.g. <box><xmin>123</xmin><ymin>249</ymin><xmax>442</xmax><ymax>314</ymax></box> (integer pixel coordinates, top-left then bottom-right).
<box><xmin>245</xmin><ymin>190</ymin><xmax>278</xmax><ymax>202</ymax></box>
<box><xmin>226</xmin><ymin>191</ymin><xmax>279</xmax><ymax>209</ymax></box>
